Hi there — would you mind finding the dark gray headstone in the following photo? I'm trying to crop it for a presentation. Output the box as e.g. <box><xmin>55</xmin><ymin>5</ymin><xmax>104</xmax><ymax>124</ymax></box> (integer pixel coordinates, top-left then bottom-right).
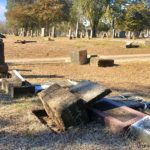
<box><xmin>119</xmin><ymin>31</ymin><xmax>126</xmax><ymax>38</ymax></box>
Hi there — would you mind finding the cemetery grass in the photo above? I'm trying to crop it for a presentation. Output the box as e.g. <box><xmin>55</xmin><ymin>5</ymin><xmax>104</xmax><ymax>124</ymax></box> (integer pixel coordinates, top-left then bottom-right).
<box><xmin>4</xmin><ymin>36</ymin><xmax>150</xmax><ymax>59</ymax></box>
<box><xmin>0</xmin><ymin>62</ymin><xmax>150</xmax><ymax>149</ymax></box>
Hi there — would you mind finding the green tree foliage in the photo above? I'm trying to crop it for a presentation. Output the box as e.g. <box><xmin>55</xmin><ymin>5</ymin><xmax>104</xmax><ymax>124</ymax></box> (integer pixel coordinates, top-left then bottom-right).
<box><xmin>6</xmin><ymin>0</ymin><xmax>68</xmax><ymax>31</ymax></box>
<box><xmin>124</xmin><ymin>3</ymin><xmax>150</xmax><ymax>37</ymax></box>
<box><xmin>70</xmin><ymin>0</ymin><xmax>110</xmax><ymax>37</ymax></box>
<box><xmin>79</xmin><ymin>0</ymin><xmax>109</xmax><ymax>37</ymax></box>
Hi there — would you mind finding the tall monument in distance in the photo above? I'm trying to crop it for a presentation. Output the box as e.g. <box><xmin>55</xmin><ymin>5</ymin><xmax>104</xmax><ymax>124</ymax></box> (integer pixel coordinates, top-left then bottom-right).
<box><xmin>0</xmin><ymin>39</ymin><xmax>9</xmax><ymax>77</ymax></box>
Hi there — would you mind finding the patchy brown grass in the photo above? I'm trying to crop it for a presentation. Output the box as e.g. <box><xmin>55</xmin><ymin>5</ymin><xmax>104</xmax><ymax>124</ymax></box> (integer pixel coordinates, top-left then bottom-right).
<box><xmin>0</xmin><ymin>36</ymin><xmax>150</xmax><ymax>149</ymax></box>
<box><xmin>9</xmin><ymin>61</ymin><xmax>150</xmax><ymax>99</ymax></box>
<box><xmin>4</xmin><ymin>36</ymin><xmax>150</xmax><ymax>59</ymax></box>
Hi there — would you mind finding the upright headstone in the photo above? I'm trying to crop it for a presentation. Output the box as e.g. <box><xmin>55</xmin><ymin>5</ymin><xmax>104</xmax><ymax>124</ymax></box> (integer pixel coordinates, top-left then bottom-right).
<box><xmin>119</xmin><ymin>31</ymin><xmax>126</xmax><ymax>38</ymax></box>
<box><xmin>41</xmin><ymin>28</ymin><xmax>46</xmax><ymax>37</ymax></box>
<box><xmin>30</xmin><ymin>30</ymin><xmax>33</xmax><ymax>37</ymax></box>
<box><xmin>71</xmin><ymin>50</ymin><xmax>88</xmax><ymax>65</ymax></box>
<box><xmin>0</xmin><ymin>39</ymin><xmax>8</xmax><ymax>76</ymax></box>
<box><xmin>51</xmin><ymin>26</ymin><xmax>56</xmax><ymax>38</ymax></box>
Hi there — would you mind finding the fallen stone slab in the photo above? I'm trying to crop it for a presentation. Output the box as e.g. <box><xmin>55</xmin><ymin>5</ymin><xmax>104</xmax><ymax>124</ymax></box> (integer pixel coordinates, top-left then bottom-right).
<box><xmin>126</xmin><ymin>42</ymin><xmax>139</xmax><ymax>48</ymax></box>
<box><xmin>98</xmin><ymin>59</ymin><xmax>114</xmax><ymax>67</ymax></box>
<box><xmin>70</xmin><ymin>81</ymin><xmax>111</xmax><ymax>104</ymax></box>
<box><xmin>0</xmin><ymin>34</ymin><xmax>6</xmax><ymax>38</ymax></box>
<box><xmin>14</xmin><ymin>40</ymin><xmax>37</xmax><ymax>44</ymax></box>
<box><xmin>130</xmin><ymin>115</ymin><xmax>150</xmax><ymax>144</ymax></box>
<box><xmin>38</xmin><ymin>84</ymin><xmax>89</xmax><ymax>133</ymax></box>
<box><xmin>88</xmin><ymin>99</ymin><xmax>146</xmax><ymax>134</ymax></box>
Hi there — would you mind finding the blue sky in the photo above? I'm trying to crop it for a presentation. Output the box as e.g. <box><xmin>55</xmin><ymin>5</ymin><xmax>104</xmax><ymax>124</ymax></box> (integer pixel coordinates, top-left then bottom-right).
<box><xmin>0</xmin><ymin>0</ymin><xmax>7</xmax><ymax>22</ymax></box>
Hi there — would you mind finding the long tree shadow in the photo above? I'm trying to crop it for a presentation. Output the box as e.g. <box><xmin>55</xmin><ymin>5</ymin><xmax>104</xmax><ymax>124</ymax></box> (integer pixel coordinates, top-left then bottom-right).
<box><xmin>23</xmin><ymin>74</ymin><xmax>64</xmax><ymax>79</ymax></box>
<box><xmin>0</xmin><ymin>120</ymin><xmax>145</xmax><ymax>150</ymax></box>
<box><xmin>111</xmin><ymin>84</ymin><xmax>150</xmax><ymax>98</ymax></box>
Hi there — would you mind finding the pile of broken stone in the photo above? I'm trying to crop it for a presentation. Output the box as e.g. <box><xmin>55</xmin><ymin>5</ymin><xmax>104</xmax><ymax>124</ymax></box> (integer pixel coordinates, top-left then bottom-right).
<box><xmin>1</xmin><ymin>70</ymin><xmax>150</xmax><ymax>144</ymax></box>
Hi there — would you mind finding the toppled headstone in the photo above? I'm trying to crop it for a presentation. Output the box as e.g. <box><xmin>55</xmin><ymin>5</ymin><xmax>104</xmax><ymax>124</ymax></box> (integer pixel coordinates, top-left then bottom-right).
<box><xmin>0</xmin><ymin>34</ymin><xmax>6</xmax><ymax>38</ymax></box>
<box><xmin>130</xmin><ymin>115</ymin><xmax>150</xmax><ymax>144</ymax></box>
<box><xmin>70</xmin><ymin>81</ymin><xmax>112</xmax><ymax>104</ymax></box>
<box><xmin>44</xmin><ymin>37</ymin><xmax>54</xmax><ymax>41</ymax></box>
<box><xmin>90</xmin><ymin>56</ymin><xmax>114</xmax><ymax>67</ymax></box>
<box><xmin>38</xmin><ymin>84</ymin><xmax>89</xmax><ymax>133</ymax></box>
<box><xmin>71</xmin><ymin>50</ymin><xmax>88</xmax><ymax>65</ymax></box>
<box><xmin>98</xmin><ymin>59</ymin><xmax>114</xmax><ymax>67</ymax></box>
<box><xmin>126</xmin><ymin>42</ymin><xmax>139</xmax><ymax>48</ymax></box>
<box><xmin>14</xmin><ymin>40</ymin><xmax>37</xmax><ymax>44</ymax></box>
<box><xmin>88</xmin><ymin>99</ymin><xmax>146</xmax><ymax>134</ymax></box>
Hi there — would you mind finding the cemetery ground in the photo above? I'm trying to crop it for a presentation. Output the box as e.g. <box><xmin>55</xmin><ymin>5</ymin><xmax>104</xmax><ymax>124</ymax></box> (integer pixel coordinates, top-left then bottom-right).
<box><xmin>0</xmin><ymin>36</ymin><xmax>150</xmax><ymax>149</ymax></box>
<box><xmin>4</xmin><ymin>36</ymin><xmax>150</xmax><ymax>59</ymax></box>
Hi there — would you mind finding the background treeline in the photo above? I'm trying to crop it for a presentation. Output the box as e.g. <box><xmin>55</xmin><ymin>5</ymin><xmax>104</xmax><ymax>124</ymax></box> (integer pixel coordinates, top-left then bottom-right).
<box><xmin>3</xmin><ymin>0</ymin><xmax>150</xmax><ymax>38</ymax></box>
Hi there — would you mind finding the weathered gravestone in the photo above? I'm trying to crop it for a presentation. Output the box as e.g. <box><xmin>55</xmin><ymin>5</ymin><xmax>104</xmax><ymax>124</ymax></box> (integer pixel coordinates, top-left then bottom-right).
<box><xmin>71</xmin><ymin>50</ymin><xmax>88</xmax><ymax>65</ymax></box>
<box><xmin>90</xmin><ymin>57</ymin><xmax>114</xmax><ymax>67</ymax></box>
<box><xmin>0</xmin><ymin>39</ymin><xmax>8</xmax><ymax>77</ymax></box>
<box><xmin>41</xmin><ymin>28</ymin><xmax>46</xmax><ymax>37</ymax></box>
<box><xmin>38</xmin><ymin>84</ymin><xmax>89</xmax><ymax>133</ymax></box>
<box><xmin>119</xmin><ymin>31</ymin><xmax>126</xmax><ymax>38</ymax></box>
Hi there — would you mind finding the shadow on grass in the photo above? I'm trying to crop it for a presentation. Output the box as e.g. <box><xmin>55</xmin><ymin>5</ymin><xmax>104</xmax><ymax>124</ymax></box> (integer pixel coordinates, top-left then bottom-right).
<box><xmin>112</xmin><ymin>84</ymin><xmax>150</xmax><ymax>98</ymax></box>
<box><xmin>22</xmin><ymin>74</ymin><xmax>64</xmax><ymax>79</ymax></box>
<box><xmin>0</xmin><ymin>120</ymin><xmax>143</xmax><ymax>150</ymax></box>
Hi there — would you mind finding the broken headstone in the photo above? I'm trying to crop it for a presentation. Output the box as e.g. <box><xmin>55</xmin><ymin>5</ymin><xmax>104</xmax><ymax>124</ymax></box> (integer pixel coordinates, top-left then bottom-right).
<box><xmin>70</xmin><ymin>80</ymin><xmax>112</xmax><ymax>104</ymax></box>
<box><xmin>38</xmin><ymin>84</ymin><xmax>89</xmax><ymax>133</ymax></box>
<box><xmin>126</xmin><ymin>42</ymin><xmax>139</xmax><ymax>48</ymax></box>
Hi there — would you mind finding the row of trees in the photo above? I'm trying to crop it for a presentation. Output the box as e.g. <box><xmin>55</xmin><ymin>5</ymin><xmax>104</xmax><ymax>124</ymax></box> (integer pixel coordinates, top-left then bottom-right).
<box><xmin>6</xmin><ymin>0</ymin><xmax>150</xmax><ymax>38</ymax></box>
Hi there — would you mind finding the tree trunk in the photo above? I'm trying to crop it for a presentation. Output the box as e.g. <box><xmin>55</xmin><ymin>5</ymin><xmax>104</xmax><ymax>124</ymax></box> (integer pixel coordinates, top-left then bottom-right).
<box><xmin>133</xmin><ymin>31</ymin><xmax>140</xmax><ymax>39</ymax></box>
<box><xmin>92</xmin><ymin>25</ymin><xmax>97</xmax><ymax>38</ymax></box>
<box><xmin>75</xmin><ymin>21</ymin><xmax>79</xmax><ymax>38</ymax></box>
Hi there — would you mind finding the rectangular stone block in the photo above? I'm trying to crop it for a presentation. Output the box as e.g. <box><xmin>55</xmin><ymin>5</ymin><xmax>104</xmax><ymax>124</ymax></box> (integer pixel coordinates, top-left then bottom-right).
<box><xmin>38</xmin><ymin>84</ymin><xmax>89</xmax><ymax>133</ymax></box>
<box><xmin>98</xmin><ymin>59</ymin><xmax>114</xmax><ymax>67</ymax></box>
<box><xmin>0</xmin><ymin>40</ymin><xmax>5</xmax><ymax>63</ymax></box>
<box><xmin>9</xmin><ymin>85</ymin><xmax>35</xmax><ymax>98</ymax></box>
<box><xmin>71</xmin><ymin>50</ymin><xmax>88</xmax><ymax>65</ymax></box>
<box><xmin>0</xmin><ymin>63</ymin><xmax>8</xmax><ymax>73</ymax></box>
<box><xmin>90</xmin><ymin>57</ymin><xmax>99</xmax><ymax>67</ymax></box>
<box><xmin>88</xmin><ymin>99</ymin><xmax>146</xmax><ymax>134</ymax></box>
